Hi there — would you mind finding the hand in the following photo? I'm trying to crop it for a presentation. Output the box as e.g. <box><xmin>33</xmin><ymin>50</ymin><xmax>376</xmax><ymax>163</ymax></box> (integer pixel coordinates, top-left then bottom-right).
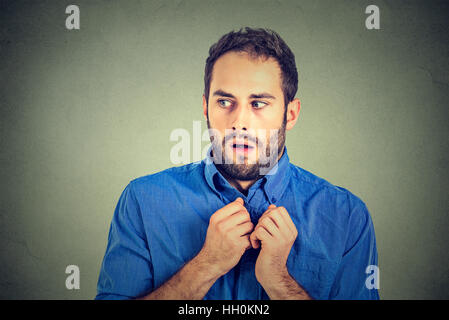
<box><xmin>250</xmin><ymin>205</ymin><xmax>298</xmax><ymax>286</ymax></box>
<box><xmin>198</xmin><ymin>198</ymin><xmax>254</xmax><ymax>277</ymax></box>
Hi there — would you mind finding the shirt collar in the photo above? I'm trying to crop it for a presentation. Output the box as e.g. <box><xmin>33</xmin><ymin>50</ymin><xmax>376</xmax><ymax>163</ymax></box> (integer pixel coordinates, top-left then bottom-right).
<box><xmin>203</xmin><ymin>146</ymin><xmax>291</xmax><ymax>204</ymax></box>
<box><xmin>262</xmin><ymin>147</ymin><xmax>291</xmax><ymax>203</ymax></box>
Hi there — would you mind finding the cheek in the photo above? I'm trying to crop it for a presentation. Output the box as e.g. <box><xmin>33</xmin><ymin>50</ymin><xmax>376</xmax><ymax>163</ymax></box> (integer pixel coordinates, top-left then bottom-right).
<box><xmin>255</xmin><ymin>124</ymin><xmax>284</xmax><ymax>148</ymax></box>
<box><xmin>256</xmin><ymin>106</ymin><xmax>284</xmax><ymax>126</ymax></box>
<box><xmin>253</xmin><ymin>114</ymin><xmax>284</xmax><ymax>138</ymax></box>
<box><xmin>208</xmin><ymin>108</ymin><xmax>228</xmax><ymax>128</ymax></box>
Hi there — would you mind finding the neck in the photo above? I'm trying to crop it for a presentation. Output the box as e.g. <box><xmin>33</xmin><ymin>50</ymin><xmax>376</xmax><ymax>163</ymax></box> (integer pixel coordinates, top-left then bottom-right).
<box><xmin>226</xmin><ymin>178</ymin><xmax>257</xmax><ymax>197</ymax></box>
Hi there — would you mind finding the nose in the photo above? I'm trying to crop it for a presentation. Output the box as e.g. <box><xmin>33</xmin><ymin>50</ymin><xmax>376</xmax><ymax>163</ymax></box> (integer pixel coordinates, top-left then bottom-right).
<box><xmin>231</xmin><ymin>104</ymin><xmax>250</xmax><ymax>131</ymax></box>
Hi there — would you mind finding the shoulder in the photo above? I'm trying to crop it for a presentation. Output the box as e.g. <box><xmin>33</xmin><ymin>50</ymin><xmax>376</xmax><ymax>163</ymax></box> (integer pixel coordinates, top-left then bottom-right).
<box><xmin>288</xmin><ymin>163</ymin><xmax>370</xmax><ymax>220</ymax></box>
<box><xmin>126</xmin><ymin>161</ymin><xmax>205</xmax><ymax>197</ymax></box>
<box><xmin>288</xmin><ymin>163</ymin><xmax>375</xmax><ymax>255</ymax></box>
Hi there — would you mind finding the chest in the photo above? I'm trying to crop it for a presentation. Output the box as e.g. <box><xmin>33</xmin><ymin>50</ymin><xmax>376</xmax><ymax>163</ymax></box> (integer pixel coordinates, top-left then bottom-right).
<box><xmin>142</xmin><ymin>193</ymin><xmax>342</xmax><ymax>299</ymax></box>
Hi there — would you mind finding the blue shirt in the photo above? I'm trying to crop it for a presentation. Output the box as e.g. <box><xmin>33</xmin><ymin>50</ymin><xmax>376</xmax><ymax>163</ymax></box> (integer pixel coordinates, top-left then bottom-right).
<box><xmin>96</xmin><ymin>148</ymin><xmax>379</xmax><ymax>300</ymax></box>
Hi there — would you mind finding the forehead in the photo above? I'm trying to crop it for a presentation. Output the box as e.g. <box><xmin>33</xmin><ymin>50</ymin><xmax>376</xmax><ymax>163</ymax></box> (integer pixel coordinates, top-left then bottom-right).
<box><xmin>210</xmin><ymin>51</ymin><xmax>283</xmax><ymax>97</ymax></box>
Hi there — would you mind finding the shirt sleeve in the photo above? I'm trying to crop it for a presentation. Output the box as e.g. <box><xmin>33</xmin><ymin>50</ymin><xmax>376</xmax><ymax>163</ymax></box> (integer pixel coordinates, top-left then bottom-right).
<box><xmin>329</xmin><ymin>197</ymin><xmax>380</xmax><ymax>300</ymax></box>
<box><xmin>95</xmin><ymin>182</ymin><xmax>153</xmax><ymax>299</ymax></box>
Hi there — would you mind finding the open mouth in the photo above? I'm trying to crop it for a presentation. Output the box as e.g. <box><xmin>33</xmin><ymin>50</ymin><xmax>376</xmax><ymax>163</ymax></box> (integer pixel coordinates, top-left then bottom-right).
<box><xmin>232</xmin><ymin>143</ymin><xmax>253</xmax><ymax>148</ymax></box>
<box><xmin>232</xmin><ymin>143</ymin><xmax>255</xmax><ymax>153</ymax></box>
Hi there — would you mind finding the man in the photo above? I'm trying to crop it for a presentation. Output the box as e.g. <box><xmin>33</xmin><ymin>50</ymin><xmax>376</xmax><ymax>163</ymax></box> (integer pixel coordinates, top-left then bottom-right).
<box><xmin>95</xmin><ymin>27</ymin><xmax>379</xmax><ymax>300</ymax></box>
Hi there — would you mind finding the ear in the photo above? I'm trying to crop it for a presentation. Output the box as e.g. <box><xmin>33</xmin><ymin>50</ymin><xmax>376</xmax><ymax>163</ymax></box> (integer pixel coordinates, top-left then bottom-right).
<box><xmin>202</xmin><ymin>94</ymin><xmax>208</xmax><ymax>122</ymax></box>
<box><xmin>285</xmin><ymin>98</ymin><xmax>301</xmax><ymax>131</ymax></box>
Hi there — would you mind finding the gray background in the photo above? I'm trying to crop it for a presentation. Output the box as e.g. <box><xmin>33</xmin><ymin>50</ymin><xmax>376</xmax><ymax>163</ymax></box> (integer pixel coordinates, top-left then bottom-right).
<box><xmin>1</xmin><ymin>0</ymin><xmax>448</xmax><ymax>299</ymax></box>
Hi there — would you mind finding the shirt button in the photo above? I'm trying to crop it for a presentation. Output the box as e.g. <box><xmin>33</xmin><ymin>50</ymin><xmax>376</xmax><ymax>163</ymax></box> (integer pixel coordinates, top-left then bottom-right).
<box><xmin>271</xmin><ymin>197</ymin><xmax>276</xmax><ymax>203</ymax></box>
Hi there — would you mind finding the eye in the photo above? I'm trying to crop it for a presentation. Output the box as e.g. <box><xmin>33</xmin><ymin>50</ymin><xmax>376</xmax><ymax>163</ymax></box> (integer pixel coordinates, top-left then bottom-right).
<box><xmin>218</xmin><ymin>99</ymin><xmax>233</xmax><ymax>108</ymax></box>
<box><xmin>252</xmin><ymin>101</ymin><xmax>268</xmax><ymax>109</ymax></box>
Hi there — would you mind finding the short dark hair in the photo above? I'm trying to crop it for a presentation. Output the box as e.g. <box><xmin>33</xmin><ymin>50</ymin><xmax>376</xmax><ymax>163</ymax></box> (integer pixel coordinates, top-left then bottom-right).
<box><xmin>204</xmin><ymin>27</ymin><xmax>298</xmax><ymax>107</ymax></box>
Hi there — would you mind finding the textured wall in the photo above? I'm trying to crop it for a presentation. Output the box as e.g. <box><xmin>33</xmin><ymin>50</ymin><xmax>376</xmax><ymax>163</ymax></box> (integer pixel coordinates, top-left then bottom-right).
<box><xmin>0</xmin><ymin>0</ymin><xmax>448</xmax><ymax>299</ymax></box>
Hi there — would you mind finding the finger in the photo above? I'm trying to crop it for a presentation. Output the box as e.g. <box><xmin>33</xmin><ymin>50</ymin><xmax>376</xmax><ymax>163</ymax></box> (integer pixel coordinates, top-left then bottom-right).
<box><xmin>256</xmin><ymin>215</ymin><xmax>280</xmax><ymax>238</ymax></box>
<box><xmin>267</xmin><ymin>207</ymin><xmax>294</xmax><ymax>235</ymax></box>
<box><xmin>250</xmin><ymin>231</ymin><xmax>259</xmax><ymax>249</ymax></box>
<box><xmin>250</xmin><ymin>226</ymin><xmax>271</xmax><ymax>249</ymax></box>
<box><xmin>211</xmin><ymin>198</ymin><xmax>246</xmax><ymax>222</ymax></box>
<box><xmin>250</xmin><ymin>206</ymin><xmax>276</xmax><ymax>249</ymax></box>
<box><xmin>230</xmin><ymin>221</ymin><xmax>254</xmax><ymax>237</ymax></box>
<box><xmin>249</xmin><ymin>228</ymin><xmax>259</xmax><ymax>248</ymax></box>
<box><xmin>221</xmin><ymin>210</ymin><xmax>251</xmax><ymax>230</ymax></box>
<box><xmin>253</xmin><ymin>204</ymin><xmax>277</xmax><ymax>233</ymax></box>
<box><xmin>266</xmin><ymin>209</ymin><xmax>290</xmax><ymax>233</ymax></box>
<box><xmin>241</xmin><ymin>235</ymin><xmax>252</xmax><ymax>250</ymax></box>
<box><xmin>258</xmin><ymin>205</ymin><xmax>276</xmax><ymax>221</ymax></box>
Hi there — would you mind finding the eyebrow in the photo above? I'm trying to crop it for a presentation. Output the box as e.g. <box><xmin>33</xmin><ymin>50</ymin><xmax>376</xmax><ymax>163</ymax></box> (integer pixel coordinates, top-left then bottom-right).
<box><xmin>249</xmin><ymin>93</ymin><xmax>276</xmax><ymax>100</ymax></box>
<box><xmin>212</xmin><ymin>89</ymin><xmax>276</xmax><ymax>100</ymax></box>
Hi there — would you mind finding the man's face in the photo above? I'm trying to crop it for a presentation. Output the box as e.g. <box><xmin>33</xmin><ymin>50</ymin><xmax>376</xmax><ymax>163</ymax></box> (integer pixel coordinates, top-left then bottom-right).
<box><xmin>203</xmin><ymin>51</ymin><xmax>289</xmax><ymax>180</ymax></box>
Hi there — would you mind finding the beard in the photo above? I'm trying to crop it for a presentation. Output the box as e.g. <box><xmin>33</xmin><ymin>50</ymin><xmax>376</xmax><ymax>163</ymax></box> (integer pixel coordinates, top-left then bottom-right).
<box><xmin>206</xmin><ymin>114</ymin><xmax>286</xmax><ymax>181</ymax></box>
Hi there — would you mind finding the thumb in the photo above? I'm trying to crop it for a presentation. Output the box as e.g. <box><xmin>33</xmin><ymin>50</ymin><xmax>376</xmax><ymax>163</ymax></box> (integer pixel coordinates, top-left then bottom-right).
<box><xmin>250</xmin><ymin>230</ymin><xmax>260</xmax><ymax>249</ymax></box>
<box><xmin>235</xmin><ymin>197</ymin><xmax>244</xmax><ymax>205</ymax></box>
